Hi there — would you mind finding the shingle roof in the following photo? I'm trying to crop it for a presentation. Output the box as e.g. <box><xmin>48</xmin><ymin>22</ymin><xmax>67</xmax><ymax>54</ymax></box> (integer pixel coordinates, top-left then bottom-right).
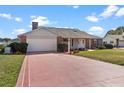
<box><xmin>19</xmin><ymin>26</ymin><xmax>101</xmax><ymax>39</ymax></box>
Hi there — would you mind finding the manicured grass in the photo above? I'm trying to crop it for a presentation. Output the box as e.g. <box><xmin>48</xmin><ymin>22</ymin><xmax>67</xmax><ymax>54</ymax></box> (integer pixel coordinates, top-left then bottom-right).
<box><xmin>0</xmin><ymin>55</ymin><xmax>25</xmax><ymax>87</ymax></box>
<box><xmin>75</xmin><ymin>49</ymin><xmax>124</xmax><ymax>65</ymax></box>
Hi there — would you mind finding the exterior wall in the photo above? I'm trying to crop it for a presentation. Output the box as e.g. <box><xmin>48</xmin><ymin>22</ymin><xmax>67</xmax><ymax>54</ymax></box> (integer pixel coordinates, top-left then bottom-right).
<box><xmin>97</xmin><ymin>39</ymin><xmax>102</xmax><ymax>46</ymax></box>
<box><xmin>57</xmin><ymin>36</ymin><xmax>64</xmax><ymax>44</ymax></box>
<box><xmin>91</xmin><ymin>39</ymin><xmax>102</xmax><ymax>49</ymax></box>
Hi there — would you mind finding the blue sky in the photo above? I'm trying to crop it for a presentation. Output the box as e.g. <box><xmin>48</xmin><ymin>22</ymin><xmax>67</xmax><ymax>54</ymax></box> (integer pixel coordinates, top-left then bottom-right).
<box><xmin>0</xmin><ymin>5</ymin><xmax>124</xmax><ymax>39</ymax></box>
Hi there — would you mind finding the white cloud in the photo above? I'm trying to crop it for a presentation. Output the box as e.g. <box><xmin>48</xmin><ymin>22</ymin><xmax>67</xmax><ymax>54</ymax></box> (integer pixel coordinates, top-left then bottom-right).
<box><xmin>15</xmin><ymin>17</ymin><xmax>23</xmax><ymax>22</ymax></box>
<box><xmin>115</xmin><ymin>7</ymin><xmax>124</xmax><ymax>17</ymax></box>
<box><xmin>88</xmin><ymin>26</ymin><xmax>104</xmax><ymax>36</ymax></box>
<box><xmin>86</xmin><ymin>15</ymin><xmax>99</xmax><ymax>22</ymax></box>
<box><xmin>111</xmin><ymin>28</ymin><xmax>116</xmax><ymax>30</ymax></box>
<box><xmin>0</xmin><ymin>13</ymin><xmax>12</xmax><ymax>19</ymax></box>
<box><xmin>72</xmin><ymin>5</ymin><xmax>80</xmax><ymax>9</ymax></box>
<box><xmin>30</xmin><ymin>15</ymin><xmax>57</xmax><ymax>28</ymax></box>
<box><xmin>100</xmin><ymin>5</ymin><xmax>119</xmax><ymax>18</ymax></box>
<box><xmin>89</xmin><ymin>26</ymin><xmax>104</xmax><ymax>32</ymax></box>
<box><xmin>12</xmin><ymin>29</ymin><xmax>26</xmax><ymax>35</ymax></box>
<box><xmin>30</xmin><ymin>15</ymin><xmax>36</xmax><ymax>19</ymax></box>
<box><xmin>31</xmin><ymin>16</ymin><xmax>50</xmax><ymax>26</ymax></box>
<box><xmin>0</xmin><ymin>13</ymin><xmax>23</xmax><ymax>23</ymax></box>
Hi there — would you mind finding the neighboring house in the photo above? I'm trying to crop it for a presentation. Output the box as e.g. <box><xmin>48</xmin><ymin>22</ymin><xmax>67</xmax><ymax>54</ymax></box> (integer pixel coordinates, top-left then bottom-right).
<box><xmin>18</xmin><ymin>22</ymin><xmax>102</xmax><ymax>52</ymax></box>
<box><xmin>0</xmin><ymin>41</ymin><xmax>11</xmax><ymax>46</ymax></box>
<box><xmin>0</xmin><ymin>42</ymin><xmax>3</xmax><ymax>45</ymax></box>
<box><xmin>103</xmin><ymin>33</ymin><xmax>124</xmax><ymax>47</ymax></box>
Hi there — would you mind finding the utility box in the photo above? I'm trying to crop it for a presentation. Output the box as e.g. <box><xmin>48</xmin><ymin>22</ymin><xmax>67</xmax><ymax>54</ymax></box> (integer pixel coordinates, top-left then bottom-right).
<box><xmin>4</xmin><ymin>47</ymin><xmax>11</xmax><ymax>54</ymax></box>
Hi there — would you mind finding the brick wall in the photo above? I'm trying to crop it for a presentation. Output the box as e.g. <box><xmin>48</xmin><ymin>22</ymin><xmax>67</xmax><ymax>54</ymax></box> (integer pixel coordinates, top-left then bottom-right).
<box><xmin>18</xmin><ymin>36</ymin><xmax>26</xmax><ymax>43</ymax></box>
<box><xmin>57</xmin><ymin>36</ymin><xmax>63</xmax><ymax>44</ymax></box>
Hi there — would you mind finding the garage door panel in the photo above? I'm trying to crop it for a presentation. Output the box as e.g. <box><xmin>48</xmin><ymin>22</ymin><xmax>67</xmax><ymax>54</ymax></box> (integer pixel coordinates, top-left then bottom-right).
<box><xmin>27</xmin><ymin>39</ymin><xmax>57</xmax><ymax>52</ymax></box>
<box><xmin>119</xmin><ymin>40</ymin><xmax>124</xmax><ymax>47</ymax></box>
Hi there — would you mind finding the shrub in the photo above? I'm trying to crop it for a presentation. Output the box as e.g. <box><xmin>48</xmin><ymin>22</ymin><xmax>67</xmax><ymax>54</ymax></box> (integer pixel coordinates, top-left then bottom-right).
<box><xmin>19</xmin><ymin>43</ymin><xmax>28</xmax><ymax>53</ymax></box>
<box><xmin>79</xmin><ymin>48</ymin><xmax>85</xmax><ymax>51</ymax></box>
<box><xmin>97</xmin><ymin>45</ymin><xmax>106</xmax><ymax>49</ymax></box>
<box><xmin>57</xmin><ymin>43</ymin><xmax>68</xmax><ymax>52</ymax></box>
<box><xmin>7</xmin><ymin>42</ymin><xmax>28</xmax><ymax>54</ymax></box>
<box><xmin>104</xmin><ymin>44</ymin><xmax>113</xmax><ymax>49</ymax></box>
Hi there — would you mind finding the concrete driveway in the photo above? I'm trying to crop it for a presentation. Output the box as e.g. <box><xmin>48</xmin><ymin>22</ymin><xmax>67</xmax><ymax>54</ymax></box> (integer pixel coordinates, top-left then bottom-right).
<box><xmin>16</xmin><ymin>53</ymin><xmax>124</xmax><ymax>87</ymax></box>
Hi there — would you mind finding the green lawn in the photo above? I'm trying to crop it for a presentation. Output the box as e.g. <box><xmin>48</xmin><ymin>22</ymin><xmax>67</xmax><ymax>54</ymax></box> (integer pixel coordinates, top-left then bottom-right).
<box><xmin>0</xmin><ymin>55</ymin><xmax>25</xmax><ymax>87</ymax></box>
<box><xmin>75</xmin><ymin>49</ymin><xmax>124</xmax><ymax>65</ymax></box>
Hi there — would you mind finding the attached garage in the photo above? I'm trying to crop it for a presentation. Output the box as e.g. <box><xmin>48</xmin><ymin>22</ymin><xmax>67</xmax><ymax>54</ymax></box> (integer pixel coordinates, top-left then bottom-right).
<box><xmin>27</xmin><ymin>38</ymin><xmax>57</xmax><ymax>52</ymax></box>
<box><xmin>119</xmin><ymin>40</ymin><xmax>124</xmax><ymax>47</ymax></box>
<box><xmin>22</xmin><ymin>26</ymin><xmax>58</xmax><ymax>52</ymax></box>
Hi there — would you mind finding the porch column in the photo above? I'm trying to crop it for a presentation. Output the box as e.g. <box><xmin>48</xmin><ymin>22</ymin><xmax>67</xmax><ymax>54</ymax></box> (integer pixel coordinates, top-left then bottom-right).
<box><xmin>89</xmin><ymin>39</ymin><xmax>91</xmax><ymax>49</ymax></box>
<box><xmin>68</xmin><ymin>38</ymin><xmax>71</xmax><ymax>53</ymax></box>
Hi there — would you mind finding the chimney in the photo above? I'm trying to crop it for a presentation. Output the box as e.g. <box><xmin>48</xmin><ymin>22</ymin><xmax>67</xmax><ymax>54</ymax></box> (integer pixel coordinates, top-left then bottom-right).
<box><xmin>32</xmin><ymin>22</ymin><xmax>38</xmax><ymax>30</ymax></box>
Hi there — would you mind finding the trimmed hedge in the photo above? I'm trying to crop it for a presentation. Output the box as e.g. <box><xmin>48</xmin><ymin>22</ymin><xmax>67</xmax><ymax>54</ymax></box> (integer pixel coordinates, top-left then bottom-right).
<box><xmin>7</xmin><ymin>42</ymin><xmax>28</xmax><ymax>54</ymax></box>
<box><xmin>104</xmin><ymin>44</ymin><xmax>113</xmax><ymax>49</ymax></box>
<box><xmin>97</xmin><ymin>45</ymin><xmax>106</xmax><ymax>49</ymax></box>
<box><xmin>97</xmin><ymin>44</ymin><xmax>113</xmax><ymax>50</ymax></box>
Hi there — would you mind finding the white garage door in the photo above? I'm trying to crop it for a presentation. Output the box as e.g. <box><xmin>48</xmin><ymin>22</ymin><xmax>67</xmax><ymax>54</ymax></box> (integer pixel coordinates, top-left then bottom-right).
<box><xmin>27</xmin><ymin>39</ymin><xmax>57</xmax><ymax>52</ymax></box>
<box><xmin>119</xmin><ymin>40</ymin><xmax>124</xmax><ymax>47</ymax></box>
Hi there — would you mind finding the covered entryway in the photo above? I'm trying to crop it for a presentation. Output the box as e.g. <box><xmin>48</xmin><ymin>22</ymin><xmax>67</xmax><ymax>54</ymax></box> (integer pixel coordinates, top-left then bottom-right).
<box><xmin>27</xmin><ymin>38</ymin><xmax>57</xmax><ymax>52</ymax></box>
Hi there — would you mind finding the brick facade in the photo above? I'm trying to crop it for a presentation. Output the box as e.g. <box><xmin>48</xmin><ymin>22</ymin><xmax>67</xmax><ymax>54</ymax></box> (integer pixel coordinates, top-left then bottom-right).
<box><xmin>57</xmin><ymin>36</ymin><xmax>64</xmax><ymax>44</ymax></box>
<box><xmin>19</xmin><ymin>36</ymin><xmax>26</xmax><ymax>43</ymax></box>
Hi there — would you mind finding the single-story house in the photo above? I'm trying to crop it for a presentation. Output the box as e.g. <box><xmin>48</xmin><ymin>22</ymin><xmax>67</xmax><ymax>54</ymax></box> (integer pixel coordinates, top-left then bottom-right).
<box><xmin>0</xmin><ymin>42</ymin><xmax>4</xmax><ymax>45</ymax></box>
<box><xmin>0</xmin><ymin>41</ymin><xmax>11</xmax><ymax>46</ymax></box>
<box><xmin>103</xmin><ymin>33</ymin><xmax>124</xmax><ymax>47</ymax></box>
<box><xmin>18</xmin><ymin>22</ymin><xmax>102</xmax><ymax>52</ymax></box>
